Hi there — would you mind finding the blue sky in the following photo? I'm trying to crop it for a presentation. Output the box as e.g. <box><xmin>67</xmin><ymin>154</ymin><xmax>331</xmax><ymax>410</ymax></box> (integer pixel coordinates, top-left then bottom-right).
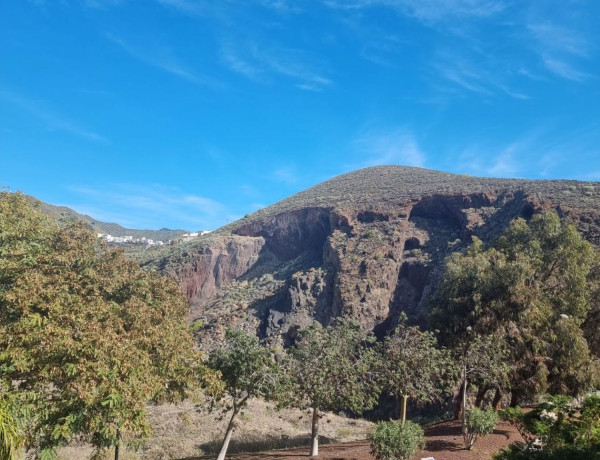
<box><xmin>1</xmin><ymin>0</ymin><xmax>599</xmax><ymax>230</ymax></box>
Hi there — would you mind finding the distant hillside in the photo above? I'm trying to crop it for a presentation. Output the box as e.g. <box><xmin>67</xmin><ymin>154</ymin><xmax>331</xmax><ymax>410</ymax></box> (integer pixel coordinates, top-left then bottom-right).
<box><xmin>140</xmin><ymin>165</ymin><xmax>600</xmax><ymax>350</ymax></box>
<box><xmin>30</xmin><ymin>196</ymin><xmax>189</xmax><ymax>242</ymax></box>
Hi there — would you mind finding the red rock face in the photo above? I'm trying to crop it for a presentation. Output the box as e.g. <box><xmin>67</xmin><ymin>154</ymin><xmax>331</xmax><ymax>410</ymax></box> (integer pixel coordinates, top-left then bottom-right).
<box><xmin>147</xmin><ymin>167</ymin><xmax>600</xmax><ymax>347</ymax></box>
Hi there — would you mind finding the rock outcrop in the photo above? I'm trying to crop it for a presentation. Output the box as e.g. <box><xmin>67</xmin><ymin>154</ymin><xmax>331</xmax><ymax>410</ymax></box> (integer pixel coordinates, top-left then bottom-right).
<box><xmin>142</xmin><ymin>166</ymin><xmax>600</xmax><ymax>348</ymax></box>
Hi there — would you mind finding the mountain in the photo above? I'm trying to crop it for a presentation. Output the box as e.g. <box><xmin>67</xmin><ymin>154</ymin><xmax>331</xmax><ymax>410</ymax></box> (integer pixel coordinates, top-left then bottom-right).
<box><xmin>142</xmin><ymin>165</ymin><xmax>600</xmax><ymax>348</ymax></box>
<box><xmin>33</xmin><ymin>197</ymin><xmax>189</xmax><ymax>242</ymax></box>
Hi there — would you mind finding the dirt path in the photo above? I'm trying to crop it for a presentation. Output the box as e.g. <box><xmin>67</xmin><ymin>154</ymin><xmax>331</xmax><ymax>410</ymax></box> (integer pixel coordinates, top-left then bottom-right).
<box><xmin>215</xmin><ymin>420</ymin><xmax>521</xmax><ymax>460</ymax></box>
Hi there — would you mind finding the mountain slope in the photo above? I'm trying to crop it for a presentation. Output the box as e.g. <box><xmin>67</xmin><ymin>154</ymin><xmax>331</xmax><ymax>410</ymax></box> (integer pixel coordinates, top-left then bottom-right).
<box><xmin>33</xmin><ymin>197</ymin><xmax>188</xmax><ymax>242</ymax></box>
<box><xmin>141</xmin><ymin>166</ymin><xmax>600</xmax><ymax>348</ymax></box>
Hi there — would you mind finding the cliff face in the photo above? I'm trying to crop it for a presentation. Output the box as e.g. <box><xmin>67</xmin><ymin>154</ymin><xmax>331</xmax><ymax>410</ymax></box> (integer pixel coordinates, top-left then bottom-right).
<box><xmin>143</xmin><ymin>166</ymin><xmax>600</xmax><ymax>348</ymax></box>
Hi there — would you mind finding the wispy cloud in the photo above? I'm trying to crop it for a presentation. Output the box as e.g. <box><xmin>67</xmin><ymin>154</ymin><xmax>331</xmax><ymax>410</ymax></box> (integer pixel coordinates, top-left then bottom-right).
<box><xmin>66</xmin><ymin>184</ymin><xmax>227</xmax><ymax>230</ymax></box>
<box><xmin>430</xmin><ymin>48</ymin><xmax>529</xmax><ymax>99</ymax></box>
<box><xmin>528</xmin><ymin>22</ymin><xmax>589</xmax><ymax>58</ymax></box>
<box><xmin>354</xmin><ymin>128</ymin><xmax>426</xmax><ymax>167</ymax></box>
<box><xmin>323</xmin><ymin>0</ymin><xmax>504</xmax><ymax>24</ymax></box>
<box><xmin>454</xmin><ymin>123</ymin><xmax>600</xmax><ymax>179</ymax></box>
<box><xmin>106</xmin><ymin>33</ymin><xmax>219</xmax><ymax>87</ymax></box>
<box><xmin>0</xmin><ymin>90</ymin><xmax>108</xmax><ymax>143</ymax></box>
<box><xmin>220</xmin><ymin>39</ymin><xmax>332</xmax><ymax>91</ymax></box>
<box><xmin>270</xmin><ymin>167</ymin><xmax>298</xmax><ymax>184</ymax></box>
<box><xmin>541</xmin><ymin>57</ymin><xmax>588</xmax><ymax>82</ymax></box>
<box><xmin>527</xmin><ymin>21</ymin><xmax>592</xmax><ymax>82</ymax></box>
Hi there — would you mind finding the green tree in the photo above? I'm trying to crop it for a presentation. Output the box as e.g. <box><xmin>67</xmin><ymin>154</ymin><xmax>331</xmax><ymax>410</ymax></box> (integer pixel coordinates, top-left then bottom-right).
<box><xmin>380</xmin><ymin>319</ymin><xmax>458</xmax><ymax>423</ymax></box>
<box><xmin>430</xmin><ymin>211</ymin><xmax>599</xmax><ymax>405</ymax></box>
<box><xmin>280</xmin><ymin>318</ymin><xmax>381</xmax><ymax>457</ymax></box>
<box><xmin>208</xmin><ymin>328</ymin><xmax>278</xmax><ymax>460</ymax></box>
<box><xmin>0</xmin><ymin>192</ymin><xmax>219</xmax><ymax>459</ymax></box>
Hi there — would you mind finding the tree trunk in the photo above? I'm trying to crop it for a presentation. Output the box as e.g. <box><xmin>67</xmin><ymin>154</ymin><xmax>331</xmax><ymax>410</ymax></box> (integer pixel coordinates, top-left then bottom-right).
<box><xmin>217</xmin><ymin>407</ymin><xmax>239</xmax><ymax>460</ymax></box>
<box><xmin>114</xmin><ymin>429</ymin><xmax>120</xmax><ymax>460</ymax></box>
<box><xmin>455</xmin><ymin>378</ymin><xmax>465</xmax><ymax>420</ymax></box>
<box><xmin>492</xmin><ymin>387</ymin><xmax>503</xmax><ymax>410</ymax></box>
<box><xmin>310</xmin><ymin>406</ymin><xmax>319</xmax><ymax>457</ymax></box>
<box><xmin>461</xmin><ymin>364</ymin><xmax>468</xmax><ymax>436</ymax></box>
<box><xmin>401</xmin><ymin>395</ymin><xmax>408</xmax><ymax>425</ymax></box>
<box><xmin>475</xmin><ymin>385</ymin><xmax>489</xmax><ymax>408</ymax></box>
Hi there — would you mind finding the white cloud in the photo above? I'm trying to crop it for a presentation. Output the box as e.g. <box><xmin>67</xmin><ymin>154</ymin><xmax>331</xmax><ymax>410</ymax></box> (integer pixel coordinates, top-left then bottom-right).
<box><xmin>355</xmin><ymin>128</ymin><xmax>426</xmax><ymax>167</ymax></box>
<box><xmin>323</xmin><ymin>0</ymin><xmax>505</xmax><ymax>23</ymax></box>
<box><xmin>220</xmin><ymin>39</ymin><xmax>332</xmax><ymax>90</ymax></box>
<box><xmin>541</xmin><ymin>57</ymin><xmax>588</xmax><ymax>82</ymax></box>
<box><xmin>527</xmin><ymin>21</ymin><xmax>592</xmax><ymax>82</ymax></box>
<box><xmin>271</xmin><ymin>167</ymin><xmax>298</xmax><ymax>184</ymax></box>
<box><xmin>106</xmin><ymin>33</ymin><xmax>220</xmax><ymax>87</ymax></box>
<box><xmin>0</xmin><ymin>91</ymin><xmax>108</xmax><ymax>143</ymax></box>
<box><xmin>66</xmin><ymin>184</ymin><xmax>227</xmax><ymax>230</ymax></box>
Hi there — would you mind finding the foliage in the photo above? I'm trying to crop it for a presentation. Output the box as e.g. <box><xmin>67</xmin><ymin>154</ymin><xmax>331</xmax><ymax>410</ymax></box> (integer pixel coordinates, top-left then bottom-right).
<box><xmin>493</xmin><ymin>443</ymin><xmax>600</xmax><ymax>460</ymax></box>
<box><xmin>380</xmin><ymin>319</ymin><xmax>458</xmax><ymax>409</ymax></box>
<box><xmin>280</xmin><ymin>318</ymin><xmax>381</xmax><ymax>414</ymax></box>
<box><xmin>430</xmin><ymin>211</ymin><xmax>600</xmax><ymax>403</ymax></box>
<box><xmin>368</xmin><ymin>420</ymin><xmax>425</xmax><ymax>460</ymax></box>
<box><xmin>498</xmin><ymin>393</ymin><xmax>600</xmax><ymax>458</ymax></box>
<box><xmin>208</xmin><ymin>328</ymin><xmax>278</xmax><ymax>460</ymax></box>
<box><xmin>0</xmin><ymin>192</ymin><xmax>220</xmax><ymax>458</ymax></box>
<box><xmin>279</xmin><ymin>318</ymin><xmax>381</xmax><ymax>456</ymax></box>
<box><xmin>463</xmin><ymin>408</ymin><xmax>498</xmax><ymax>449</ymax></box>
<box><xmin>0</xmin><ymin>399</ymin><xmax>22</xmax><ymax>460</ymax></box>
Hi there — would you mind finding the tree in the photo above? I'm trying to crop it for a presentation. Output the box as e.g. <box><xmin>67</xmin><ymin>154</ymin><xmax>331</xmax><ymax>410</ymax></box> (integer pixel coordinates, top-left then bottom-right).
<box><xmin>208</xmin><ymin>328</ymin><xmax>278</xmax><ymax>460</ymax></box>
<box><xmin>379</xmin><ymin>319</ymin><xmax>458</xmax><ymax>423</ymax></box>
<box><xmin>430</xmin><ymin>211</ymin><xmax>599</xmax><ymax>405</ymax></box>
<box><xmin>279</xmin><ymin>318</ymin><xmax>381</xmax><ymax>457</ymax></box>
<box><xmin>0</xmin><ymin>192</ymin><xmax>220</xmax><ymax>459</ymax></box>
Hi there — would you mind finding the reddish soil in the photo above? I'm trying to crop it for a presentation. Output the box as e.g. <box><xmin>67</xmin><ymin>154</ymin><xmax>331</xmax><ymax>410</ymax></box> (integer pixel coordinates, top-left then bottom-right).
<box><xmin>226</xmin><ymin>420</ymin><xmax>521</xmax><ymax>460</ymax></box>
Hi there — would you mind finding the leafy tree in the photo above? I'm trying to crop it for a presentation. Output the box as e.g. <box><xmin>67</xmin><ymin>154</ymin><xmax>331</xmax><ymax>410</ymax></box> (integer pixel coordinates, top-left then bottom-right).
<box><xmin>431</xmin><ymin>211</ymin><xmax>600</xmax><ymax>405</ymax></box>
<box><xmin>379</xmin><ymin>319</ymin><xmax>458</xmax><ymax>422</ymax></box>
<box><xmin>279</xmin><ymin>318</ymin><xmax>381</xmax><ymax>457</ymax></box>
<box><xmin>0</xmin><ymin>192</ymin><xmax>220</xmax><ymax>459</ymax></box>
<box><xmin>208</xmin><ymin>328</ymin><xmax>278</xmax><ymax>460</ymax></box>
<box><xmin>455</xmin><ymin>333</ymin><xmax>509</xmax><ymax>427</ymax></box>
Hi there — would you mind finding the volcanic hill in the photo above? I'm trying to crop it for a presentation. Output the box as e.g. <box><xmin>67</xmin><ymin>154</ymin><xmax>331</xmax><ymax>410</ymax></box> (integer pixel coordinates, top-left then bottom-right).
<box><xmin>141</xmin><ymin>166</ymin><xmax>600</xmax><ymax>348</ymax></box>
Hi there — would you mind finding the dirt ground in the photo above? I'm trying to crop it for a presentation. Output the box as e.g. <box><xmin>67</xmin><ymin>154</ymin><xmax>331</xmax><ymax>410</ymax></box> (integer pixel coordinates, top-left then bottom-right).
<box><xmin>203</xmin><ymin>419</ymin><xmax>522</xmax><ymax>460</ymax></box>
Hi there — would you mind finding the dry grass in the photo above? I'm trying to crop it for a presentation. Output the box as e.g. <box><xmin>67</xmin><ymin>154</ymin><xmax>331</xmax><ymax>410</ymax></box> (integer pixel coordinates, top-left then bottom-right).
<box><xmin>56</xmin><ymin>399</ymin><xmax>373</xmax><ymax>460</ymax></box>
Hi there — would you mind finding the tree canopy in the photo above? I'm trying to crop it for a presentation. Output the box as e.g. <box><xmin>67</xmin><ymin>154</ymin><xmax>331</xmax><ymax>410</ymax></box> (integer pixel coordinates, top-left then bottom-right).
<box><xmin>379</xmin><ymin>319</ymin><xmax>457</xmax><ymax>418</ymax></box>
<box><xmin>430</xmin><ymin>211</ymin><xmax>600</xmax><ymax>403</ymax></box>
<box><xmin>0</xmin><ymin>192</ymin><xmax>219</xmax><ymax>459</ymax></box>
<box><xmin>208</xmin><ymin>328</ymin><xmax>278</xmax><ymax>460</ymax></box>
<box><xmin>280</xmin><ymin>318</ymin><xmax>381</xmax><ymax>457</ymax></box>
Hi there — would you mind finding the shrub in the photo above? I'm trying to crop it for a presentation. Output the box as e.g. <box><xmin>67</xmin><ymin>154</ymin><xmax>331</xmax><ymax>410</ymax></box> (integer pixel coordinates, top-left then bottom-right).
<box><xmin>368</xmin><ymin>420</ymin><xmax>425</xmax><ymax>460</ymax></box>
<box><xmin>464</xmin><ymin>408</ymin><xmax>498</xmax><ymax>450</ymax></box>
<box><xmin>496</xmin><ymin>394</ymin><xmax>600</xmax><ymax>459</ymax></box>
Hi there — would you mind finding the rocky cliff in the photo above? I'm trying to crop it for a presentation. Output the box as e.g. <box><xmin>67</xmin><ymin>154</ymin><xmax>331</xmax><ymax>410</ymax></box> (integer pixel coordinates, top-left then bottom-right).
<box><xmin>142</xmin><ymin>166</ymin><xmax>600</xmax><ymax>348</ymax></box>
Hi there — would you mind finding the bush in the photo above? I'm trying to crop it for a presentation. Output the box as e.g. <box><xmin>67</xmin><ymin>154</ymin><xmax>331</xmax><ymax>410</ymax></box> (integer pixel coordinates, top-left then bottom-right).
<box><xmin>493</xmin><ymin>443</ymin><xmax>600</xmax><ymax>460</ymax></box>
<box><xmin>496</xmin><ymin>394</ymin><xmax>600</xmax><ymax>459</ymax></box>
<box><xmin>464</xmin><ymin>408</ymin><xmax>498</xmax><ymax>450</ymax></box>
<box><xmin>368</xmin><ymin>420</ymin><xmax>425</xmax><ymax>460</ymax></box>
